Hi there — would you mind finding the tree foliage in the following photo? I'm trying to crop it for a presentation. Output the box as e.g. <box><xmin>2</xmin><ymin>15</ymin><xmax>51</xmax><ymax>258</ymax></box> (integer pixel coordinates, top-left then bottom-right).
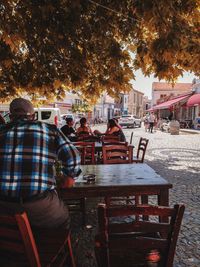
<box><xmin>0</xmin><ymin>0</ymin><xmax>199</xmax><ymax>102</ymax></box>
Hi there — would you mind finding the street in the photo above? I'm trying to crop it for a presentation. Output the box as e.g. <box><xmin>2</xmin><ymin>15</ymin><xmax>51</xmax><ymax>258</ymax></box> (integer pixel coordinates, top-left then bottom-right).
<box><xmin>71</xmin><ymin>124</ymin><xmax>200</xmax><ymax>267</ymax></box>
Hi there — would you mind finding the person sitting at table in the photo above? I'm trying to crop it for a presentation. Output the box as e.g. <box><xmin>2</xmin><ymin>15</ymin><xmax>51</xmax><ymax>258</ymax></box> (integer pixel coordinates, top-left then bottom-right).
<box><xmin>94</xmin><ymin>118</ymin><xmax>126</xmax><ymax>142</ymax></box>
<box><xmin>60</xmin><ymin>117</ymin><xmax>77</xmax><ymax>142</ymax></box>
<box><xmin>76</xmin><ymin>117</ymin><xmax>94</xmax><ymax>136</ymax></box>
<box><xmin>0</xmin><ymin>97</ymin><xmax>81</xmax><ymax>230</ymax></box>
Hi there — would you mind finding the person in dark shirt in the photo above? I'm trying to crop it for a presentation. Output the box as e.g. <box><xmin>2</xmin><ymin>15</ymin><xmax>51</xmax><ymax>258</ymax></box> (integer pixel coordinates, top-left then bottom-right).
<box><xmin>61</xmin><ymin>117</ymin><xmax>76</xmax><ymax>141</ymax></box>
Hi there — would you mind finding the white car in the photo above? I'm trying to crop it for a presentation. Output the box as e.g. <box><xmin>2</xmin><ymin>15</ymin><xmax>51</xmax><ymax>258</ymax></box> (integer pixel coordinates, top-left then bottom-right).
<box><xmin>118</xmin><ymin>115</ymin><xmax>141</xmax><ymax>128</ymax></box>
<box><xmin>34</xmin><ymin>108</ymin><xmax>62</xmax><ymax>128</ymax></box>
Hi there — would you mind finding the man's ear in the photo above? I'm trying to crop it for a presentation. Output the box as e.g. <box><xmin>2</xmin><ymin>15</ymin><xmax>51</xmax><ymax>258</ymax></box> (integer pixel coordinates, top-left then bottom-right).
<box><xmin>9</xmin><ymin>114</ymin><xmax>14</xmax><ymax>121</ymax></box>
<box><xmin>30</xmin><ymin>114</ymin><xmax>36</xmax><ymax>121</ymax></box>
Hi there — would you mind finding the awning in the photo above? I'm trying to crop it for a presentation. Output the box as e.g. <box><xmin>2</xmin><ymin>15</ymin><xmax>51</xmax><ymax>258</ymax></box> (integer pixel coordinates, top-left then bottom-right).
<box><xmin>152</xmin><ymin>93</ymin><xmax>192</xmax><ymax>110</ymax></box>
<box><xmin>187</xmin><ymin>94</ymin><xmax>200</xmax><ymax>107</ymax></box>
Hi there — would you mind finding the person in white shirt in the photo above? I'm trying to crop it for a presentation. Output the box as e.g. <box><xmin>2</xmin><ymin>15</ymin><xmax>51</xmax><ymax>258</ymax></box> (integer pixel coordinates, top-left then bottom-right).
<box><xmin>148</xmin><ymin>113</ymin><xmax>156</xmax><ymax>133</ymax></box>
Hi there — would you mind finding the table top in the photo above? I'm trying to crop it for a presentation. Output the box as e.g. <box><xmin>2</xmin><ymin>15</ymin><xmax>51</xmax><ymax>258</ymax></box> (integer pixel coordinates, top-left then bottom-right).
<box><xmin>59</xmin><ymin>163</ymin><xmax>172</xmax><ymax>199</ymax></box>
<box><xmin>71</xmin><ymin>164</ymin><xmax>171</xmax><ymax>188</ymax></box>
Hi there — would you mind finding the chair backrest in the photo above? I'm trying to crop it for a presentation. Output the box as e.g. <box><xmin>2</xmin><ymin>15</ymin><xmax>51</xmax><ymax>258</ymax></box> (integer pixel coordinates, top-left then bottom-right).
<box><xmin>95</xmin><ymin>204</ymin><xmax>185</xmax><ymax>267</ymax></box>
<box><xmin>136</xmin><ymin>137</ymin><xmax>149</xmax><ymax>163</ymax></box>
<box><xmin>130</xmin><ymin>131</ymin><xmax>134</xmax><ymax>144</ymax></box>
<box><xmin>102</xmin><ymin>145</ymin><xmax>133</xmax><ymax>164</ymax></box>
<box><xmin>77</xmin><ymin>134</ymin><xmax>100</xmax><ymax>142</ymax></box>
<box><xmin>102</xmin><ymin>141</ymin><xmax>128</xmax><ymax>146</ymax></box>
<box><xmin>102</xmin><ymin>135</ymin><xmax>120</xmax><ymax>142</ymax></box>
<box><xmin>74</xmin><ymin>141</ymin><xmax>95</xmax><ymax>164</ymax></box>
<box><xmin>0</xmin><ymin>212</ymin><xmax>41</xmax><ymax>267</ymax></box>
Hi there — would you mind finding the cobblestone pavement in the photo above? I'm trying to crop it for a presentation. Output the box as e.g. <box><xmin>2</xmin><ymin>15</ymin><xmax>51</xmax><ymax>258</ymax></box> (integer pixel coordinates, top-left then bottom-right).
<box><xmin>70</xmin><ymin>125</ymin><xmax>200</xmax><ymax>267</ymax></box>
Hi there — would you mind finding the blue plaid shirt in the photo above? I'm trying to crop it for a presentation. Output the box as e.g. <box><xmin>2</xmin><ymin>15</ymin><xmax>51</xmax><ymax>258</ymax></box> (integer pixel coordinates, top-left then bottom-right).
<box><xmin>0</xmin><ymin>120</ymin><xmax>81</xmax><ymax>197</ymax></box>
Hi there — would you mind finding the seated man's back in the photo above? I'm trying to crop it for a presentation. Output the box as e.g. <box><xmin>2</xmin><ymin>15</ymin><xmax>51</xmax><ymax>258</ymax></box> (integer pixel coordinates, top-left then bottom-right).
<box><xmin>0</xmin><ymin>98</ymin><xmax>81</xmax><ymax>229</ymax></box>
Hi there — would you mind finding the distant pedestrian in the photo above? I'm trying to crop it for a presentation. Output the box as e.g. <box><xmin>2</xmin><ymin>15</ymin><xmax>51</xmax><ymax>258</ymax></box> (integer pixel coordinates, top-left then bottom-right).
<box><xmin>143</xmin><ymin>114</ymin><xmax>149</xmax><ymax>132</ymax></box>
<box><xmin>148</xmin><ymin>112</ymin><xmax>155</xmax><ymax>133</ymax></box>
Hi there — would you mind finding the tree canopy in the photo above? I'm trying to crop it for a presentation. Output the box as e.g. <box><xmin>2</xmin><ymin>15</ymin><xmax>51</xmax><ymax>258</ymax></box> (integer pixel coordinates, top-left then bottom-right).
<box><xmin>0</xmin><ymin>0</ymin><xmax>199</xmax><ymax>103</ymax></box>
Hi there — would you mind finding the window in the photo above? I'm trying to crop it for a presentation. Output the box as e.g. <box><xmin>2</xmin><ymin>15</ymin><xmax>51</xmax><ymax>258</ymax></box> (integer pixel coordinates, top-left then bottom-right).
<box><xmin>160</xmin><ymin>94</ymin><xmax>167</xmax><ymax>98</ymax></box>
<box><xmin>75</xmin><ymin>99</ymin><xmax>82</xmax><ymax>105</ymax></box>
<box><xmin>41</xmin><ymin>111</ymin><xmax>51</xmax><ymax>120</ymax></box>
<box><xmin>34</xmin><ymin>111</ymin><xmax>38</xmax><ymax>120</ymax></box>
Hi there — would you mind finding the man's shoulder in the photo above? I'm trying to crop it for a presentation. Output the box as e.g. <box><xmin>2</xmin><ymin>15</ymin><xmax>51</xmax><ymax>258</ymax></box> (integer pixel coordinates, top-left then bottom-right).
<box><xmin>61</xmin><ymin>125</ymin><xmax>69</xmax><ymax>130</ymax></box>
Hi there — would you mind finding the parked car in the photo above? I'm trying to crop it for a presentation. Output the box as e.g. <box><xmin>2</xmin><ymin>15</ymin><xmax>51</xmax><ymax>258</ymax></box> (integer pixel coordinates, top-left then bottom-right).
<box><xmin>34</xmin><ymin>107</ymin><xmax>62</xmax><ymax>128</ymax></box>
<box><xmin>118</xmin><ymin>115</ymin><xmax>142</xmax><ymax>128</ymax></box>
<box><xmin>2</xmin><ymin>108</ymin><xmax>63</xmax><ymax>128</ymax></box>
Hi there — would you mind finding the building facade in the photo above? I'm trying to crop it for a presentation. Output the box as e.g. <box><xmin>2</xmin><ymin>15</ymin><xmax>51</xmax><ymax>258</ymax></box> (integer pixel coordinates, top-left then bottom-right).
<box><xmin>128</xmin><ymin>88</ymin><xmax>144</xmax><ymax>118</ymax></box>
<box><xmin>152</xmin><ymin>82</ymin><xmax>192</xmax><ymax>106</ymax></box>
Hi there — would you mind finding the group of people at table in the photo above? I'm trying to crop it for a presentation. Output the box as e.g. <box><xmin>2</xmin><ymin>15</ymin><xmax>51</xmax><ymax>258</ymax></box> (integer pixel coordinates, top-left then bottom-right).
<box><xmin>60</xmin><ymin>115</ymin><xmax>126</xmax><ymax>142</ymax></box>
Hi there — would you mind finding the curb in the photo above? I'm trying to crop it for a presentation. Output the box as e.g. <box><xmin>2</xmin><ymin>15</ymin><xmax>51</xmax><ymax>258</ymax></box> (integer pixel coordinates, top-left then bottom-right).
<box><xmin>180</xmin><ymin>129</ymin><xmax>200</xmax><ymax>134</ymax></box>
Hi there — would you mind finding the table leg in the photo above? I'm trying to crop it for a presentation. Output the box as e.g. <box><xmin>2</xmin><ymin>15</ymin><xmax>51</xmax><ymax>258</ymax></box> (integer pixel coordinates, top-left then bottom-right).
<box><xmin>141</xmin><ymin>195</ymin><xmax>149</xmax><ymax>220</ymax></box>
<box><xmin>158</xmin><ymin>189</ymin><xmax>169</xmax><ymax>222</ymax></box>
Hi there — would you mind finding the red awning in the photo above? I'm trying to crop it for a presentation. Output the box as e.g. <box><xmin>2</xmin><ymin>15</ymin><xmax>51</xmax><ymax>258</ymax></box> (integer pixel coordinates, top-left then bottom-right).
<box><xmin>187</xmin><ymin>94</ymin><xmax>200</xmax><ymax>107</ymax></box>
<box><xmin>152</xmin><ymin>93</ymin><xmax>192</xmax><ymax>110</ymax></box>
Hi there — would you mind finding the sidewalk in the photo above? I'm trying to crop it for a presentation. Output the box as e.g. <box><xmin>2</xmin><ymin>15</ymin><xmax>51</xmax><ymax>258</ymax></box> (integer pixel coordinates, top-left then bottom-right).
<box><xmin>180</xmin><ymin>128</ymin><xmax>200</xmax><ymax>134</ymax></box>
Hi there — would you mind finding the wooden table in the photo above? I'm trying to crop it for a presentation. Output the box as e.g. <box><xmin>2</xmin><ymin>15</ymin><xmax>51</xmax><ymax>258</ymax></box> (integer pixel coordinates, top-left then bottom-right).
<box><xmin>59</xmin><ymin>163</ymin><xmax>172</xmax><ymax>207</ymax></box>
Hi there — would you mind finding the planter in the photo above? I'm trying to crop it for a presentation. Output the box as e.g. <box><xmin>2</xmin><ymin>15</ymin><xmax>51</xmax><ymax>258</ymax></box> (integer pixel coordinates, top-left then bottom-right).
<box><xmin>169</xmin><ymin>120</ymin><xmax>180</xmax><ymax>135</ymax></box>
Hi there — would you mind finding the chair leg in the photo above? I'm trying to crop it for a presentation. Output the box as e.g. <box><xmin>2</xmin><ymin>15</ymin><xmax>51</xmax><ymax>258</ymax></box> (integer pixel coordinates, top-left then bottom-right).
<box><xmin>105</xmin><ymin>197</ymin><xmax>111</xmax><ymax>207</ymax></box>
<box><xmin>67</xmin><ymin>234</ymin><xmax>76</xmax><ymax>267</ymax></box>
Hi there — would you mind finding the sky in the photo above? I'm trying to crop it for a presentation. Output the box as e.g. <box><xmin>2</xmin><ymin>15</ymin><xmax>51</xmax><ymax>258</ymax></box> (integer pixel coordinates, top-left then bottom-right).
<box><xmin>131</xmin><ymin>70</ymin><xmax>195</xmax><ymax>99</ymax></box>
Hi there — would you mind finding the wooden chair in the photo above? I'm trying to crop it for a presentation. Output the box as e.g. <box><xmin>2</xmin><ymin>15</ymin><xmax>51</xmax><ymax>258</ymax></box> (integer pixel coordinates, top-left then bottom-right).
<box><xmin>102</xmin><ymin>141</ymin><xmax>128</xmax><ymax>146</ymax></box>
<box><xmin>95</xmin><ymin>204</ymin><xmax>185</xmax><ymax>267</ymax></box>
<box><xmin>0</xmin><ymin>212</ymin><xmax>76</xmax><ymax>267</ymax></box>
<box><xmin>102</xmin><ymin>144</ymin><xmax>136</xmax><ymax>206</ymax></box>
<box><xmin>74</xmin><ymin>141</ymin><xmax>96</xmax><ymax>164</ymax></box>
<box><xmin>102</xmin><ymin>135</ymin><xmax>120</xmax><ymax>142</ymax></box>
<box><xmin>102</xmin><ymin>144</ymin><xmax>133</xmax><ymax>164</ymax></box>
<box><xmin>130</xmin><ymin>131</ymin><xmax>134</xmax><ymax>144</ymax></box>
<box><xmin>132</xmin><ymin>137</ymin><xmax>149</xmax><ymax>163</ymax></box>
<box><xmin>65</xmin><ymin>142</ymin><xmax>96</xmax><ymax>226</ymax></box>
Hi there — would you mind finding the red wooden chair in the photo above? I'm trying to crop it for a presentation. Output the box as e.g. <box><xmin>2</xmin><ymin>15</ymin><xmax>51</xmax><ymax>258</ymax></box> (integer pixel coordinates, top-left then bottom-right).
<box><xmin>0</xmin><ymin>212</ymin><xmax>76</xmax><ymax>267</ymax></box>
<box><xmin>102</xmin><ymin>135</ymin><xmax>120</xmax><ymax>142</ymax></box>
<box><xmin>64</xmin><ymin>142</ymin><xmax>96</xmax><ymax>225</ymax></box>
<box><xmin>102</xmin><ymin>144</ymin><xmax>133</xmax><ymax>164</ymax></box>
<box><xmin>132</xmin><ymin>137</ymin><xmax>149</xmax><ymax>163</ymax></box>
<box><xmin>95</xmin><ymin>204</ymin><xmax>185</xmax><ymax>267</ymax></box>
<box><xmin>74</xmin><ymin>141</ymin><xmax>96</xmax><ymax>164</ymax></box>
<box><xmin>102</xmin><ymin>141</ymin><xmax>128</xmax><ymax>146</ymax></box>
<box><xmin>102</xmin><ymin>144</ymin><xmax>136</xmax><ymax>206</ymax></box>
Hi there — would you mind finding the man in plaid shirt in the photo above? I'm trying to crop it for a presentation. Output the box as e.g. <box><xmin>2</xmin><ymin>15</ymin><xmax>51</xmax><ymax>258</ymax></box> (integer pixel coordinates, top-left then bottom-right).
<box><xmin>0</xmin><ymin>98</ymin><xmax>81</xmax><ymax>228</ymax></box>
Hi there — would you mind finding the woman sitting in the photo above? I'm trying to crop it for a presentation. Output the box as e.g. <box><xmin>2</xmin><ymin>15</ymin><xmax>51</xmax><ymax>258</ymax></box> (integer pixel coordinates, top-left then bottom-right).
<box><xmin>94</xmin><ymin>118</ymin><xmax>126</xmax><ymax>142</ymax></box>
<box><xmin>105</xmin><ymin>118</ymin><xmax>126</xmax><ymax>142</ymax></box>
<box><xmin>76</xmin><ymin>117</ymin><xmax>93</xmax><ymax>136</ymax></box>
